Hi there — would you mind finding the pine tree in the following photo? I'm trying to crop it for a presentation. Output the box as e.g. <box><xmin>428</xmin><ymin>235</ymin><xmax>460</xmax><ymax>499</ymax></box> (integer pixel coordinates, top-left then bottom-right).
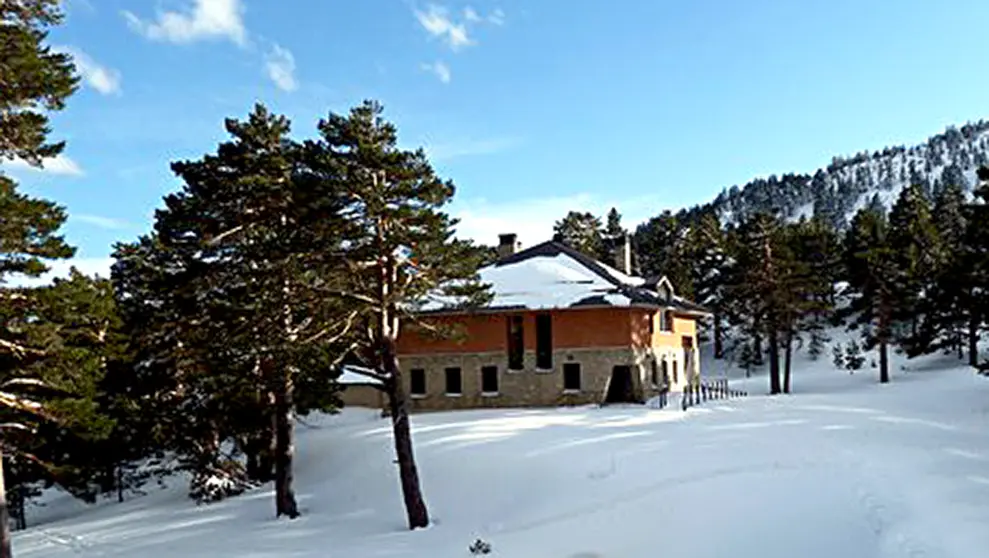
<box><xmin>725</xmin><ymin>212</ymin><xmax>786</xmax><ymax>393</ymax></box>
<box><xmin>684</xmin><ymin>211</ymin><xmax>728</xmax><ymax>358</ymax></box>
<box><xmin>842</xmin><ymin>206</ymin><xmax>896</xmax><ymax>383</ymax></box>
<box><xmin>303</xmin><ymin>100</ymin><xmax>491</xmax><ymax>529</ymax></box>
<box><xmin>553</xmin><ymin>211</ymin><xmax>604</xmax><ymax>258</ymax></box>
<box><xmin>0</xmin><ymin>0</ymin><xmax>78</xmax><ymax>165</ymax></box>
<box><xmin>887</xmin><ymin>183</ymin><xmax>939</xmax><ymax>355</ymax></box>
<box><xmin>961</xmin><ymin>166</ymin><xmax>989</xmax><ymax>367</ymax></box>
<box><xmin>117</xmin><ymin>104</ymin><xmax>355</xmax><ymax>518</ymax></box>
<box><xmin>925</xmin><ymin>182</ymin><xmax>968</xmax><ymax>358</ymax></box>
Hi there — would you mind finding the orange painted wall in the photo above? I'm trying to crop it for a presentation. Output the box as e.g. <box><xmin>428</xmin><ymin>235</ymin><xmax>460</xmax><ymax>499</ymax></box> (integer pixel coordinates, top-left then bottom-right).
<box><xmin>397</xmin><ymin>307</ymin><xmax>636</xmax><ymax>355</ymax></box>
<box><xmin>630</xmin><ymin>309</ymin><xmax>699</xmax><ymax>349</ymax></box>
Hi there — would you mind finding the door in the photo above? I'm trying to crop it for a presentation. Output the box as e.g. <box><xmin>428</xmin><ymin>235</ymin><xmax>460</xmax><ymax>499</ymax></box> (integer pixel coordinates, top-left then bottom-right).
<box><xmin>682</xmin><ymin>336</ymin><xmax>694</xmax><ymax>382</ymax></box>
<box><xmin>604</xmin><ymin>365</ymin><xmax>636</xmax><ymax>404</ymax></box>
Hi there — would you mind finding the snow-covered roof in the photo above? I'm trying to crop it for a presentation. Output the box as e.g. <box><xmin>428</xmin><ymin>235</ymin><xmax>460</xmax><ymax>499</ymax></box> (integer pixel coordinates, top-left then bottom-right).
<box><xmin>420</xmin><ymin>240</ymin><xmax>710</xmax><ymax>315</ymax></box>
<box><xmin>338</xmin><ymin>365</ymin><xmax>383</xmax><ymax>386</ymax></box>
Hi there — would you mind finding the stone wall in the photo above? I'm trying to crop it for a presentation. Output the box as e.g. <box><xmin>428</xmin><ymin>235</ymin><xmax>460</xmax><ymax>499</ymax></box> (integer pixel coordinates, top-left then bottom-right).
<box><xmin>339</xmin><ymin>384</ymin><xmax>386</xmax><ymax>410</ymax></box>
<box><xmin>399</xmin><ymin>346</ymin><xmax>649</xmax><ymax>411</ymax></box>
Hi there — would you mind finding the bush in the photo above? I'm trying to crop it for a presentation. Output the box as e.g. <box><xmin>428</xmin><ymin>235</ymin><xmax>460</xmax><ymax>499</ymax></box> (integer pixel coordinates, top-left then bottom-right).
<box><xmin>189</xmin><ymin>459</ymin><xmax>258</xmax><ymax>504</ymax></box>
<box><xmin>832</xmin><ymin>343</ymin><xmax>845</xmax><ymax>369</ymax></box>
<box><xmin>845</xmin><ymin>341</ymin><xmax>865</xmax><ymax>372</ymax></box>
<box><xmin>469</xmin><ymin>538</ymin><xmax>492</xmax><ymax>555</ymax></box>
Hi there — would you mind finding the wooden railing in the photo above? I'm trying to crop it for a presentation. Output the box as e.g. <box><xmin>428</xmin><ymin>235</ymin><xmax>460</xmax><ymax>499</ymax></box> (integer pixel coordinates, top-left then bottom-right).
<box><xmin>680</xmin><ymin>379</ymin><xmax>747</xmax><ymax>411</ymax></box>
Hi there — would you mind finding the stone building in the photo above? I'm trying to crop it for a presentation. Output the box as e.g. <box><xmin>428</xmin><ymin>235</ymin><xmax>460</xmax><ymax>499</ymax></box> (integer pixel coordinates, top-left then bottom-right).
<box><xmin>396</xmin><ymin>233</ymin><xmax>711</xmax><ymax>411</ymax></box>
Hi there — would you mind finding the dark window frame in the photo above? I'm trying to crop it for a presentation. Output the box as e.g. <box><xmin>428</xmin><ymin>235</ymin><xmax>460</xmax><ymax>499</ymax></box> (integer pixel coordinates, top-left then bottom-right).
<box><xmin>535</xmin><ymin>312</ymin><xmax>553</xmax><ymax>369</ymax></box>
<box><xmin>563</xmin><ymin>362</ymin><xmax>581</xmax><ymax>392</ymax></box>
<box><xmin>444</xmin><ymin>367</ymin><xmax>462</xmax><ymax>396</ymax></box>
<box><xmin>481</xmin><ymin>365</ymin><xmax>499</xmax><ymax>394</ymax></box>
<box><xmin>410</xmin><ymin>368</ymin><xmax>426</xmax><ymax>396</ymax></box>
<box><xmin>507</xmin><ymin>315</ymin><xmax>524</xmax><ymax>370</ymax></box>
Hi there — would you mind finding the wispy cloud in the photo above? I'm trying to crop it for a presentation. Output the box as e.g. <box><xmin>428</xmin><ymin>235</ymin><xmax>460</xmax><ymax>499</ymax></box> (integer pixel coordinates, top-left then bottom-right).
<box><xmin>424</xmin><ymin>137</ymin><xmax>519</xmax><ymax>161</ymax></box>
<box><xmin>4</xmin><ymin>154</ymin><xmax>84</xmax><ymax>177</ymax></box>
<box><xmin>123</xmin><ymin>0</ymin><xmax>247</xmax><ymax>47</ymax></box>
<box><xmin>414</xmin><ymin>4</ymin><xmax>474</xmax><ymax>51</ymax></box>
<box><xmin>488</xmin><ymin>8</ymin><xmax>506</xmax><ymax>26</ymax></box>
<box><xmin>450</xmin><ymin>192</ymin><xmax>663</xmax><ymax>248</ymax></box>
<box><xmin>463</xmin><ymin>6</ymin><xmax>482</xmax><ymax>22</ymax></box>
<box><xmin>265</xmin><ymin>44</ymin><xmax>298</xmax><ymax>91</ymax></box>
<box><xmin>55</xmin><ymin>46</ymin><xmax>121</xmax><ymax>95</ymax></box>
<box><xmin>420</xmin><ymin>60</ymin><xmax>451</xmax><ymax>84</ymax></box>
<box><xmin>74</xmin><ymin>214</ymin><xmax>130</xmax><ymax>230</ymax></box>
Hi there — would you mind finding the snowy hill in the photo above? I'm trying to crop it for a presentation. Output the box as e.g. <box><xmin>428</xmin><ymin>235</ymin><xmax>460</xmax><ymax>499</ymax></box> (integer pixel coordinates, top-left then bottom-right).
<box><xmin>14</xmin><ymin>340</ymin><xmax>989</xmax><ymax>557</ymax></box>
<box><xmin>710</xmin><ymin>121</ymin><xmax>989</xmax><ymax>227</ymax></box>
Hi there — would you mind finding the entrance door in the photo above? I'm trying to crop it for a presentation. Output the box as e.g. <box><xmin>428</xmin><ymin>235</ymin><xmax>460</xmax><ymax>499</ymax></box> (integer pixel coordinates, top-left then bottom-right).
<box><xmin>682</xmin><ymin>336</ymin><xmax>694</xmax><ymax>381</ymax></box>
<box><xmin>604</xmin><ymin>365</ymin><xmax>636</xmax><ymax>404</ymax></box>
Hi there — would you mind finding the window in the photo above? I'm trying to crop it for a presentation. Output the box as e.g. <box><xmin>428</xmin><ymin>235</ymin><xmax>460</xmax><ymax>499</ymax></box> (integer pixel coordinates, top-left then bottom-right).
<box><xmin>481</xmin><ymin>366</ymin><xmax>499</xmax><ymax>394</ymax></box>
<box><xmin>648</xmin><ymin>314</ymin><xmax>655</xmax><ymax>335</ymax></box>
<box><xmin>563</xmin><ymin>362</ymin><xmax>581</xmax><ymax>392</ymax></box>
<box><xmin>661</xmin><ymin>359</ymin><xmax>669</xmax><ymax>386</ymax></box>
<box><xmin>659</xmin><ymin>311</ymin><xmax>673</xmax><ymax>332</ymax></box>
<box><xmin>445</xmin><ymin>367</ymin><xmax>462</xmax><ymax>396</ymax></box>
<box><xmin>535</xmin><ymin>313</ymin><xmax>553</xmax><ymax>369</ymax></box>
<box><xmin>672</xmin><ymin>360</ymin><xmax>678</xmax><ymax>384</ymax></box>
<box><xmin>410</xmin><ymin>368</ymin><xmax>426</xmax><ymax>397</ymax></box>
<box><xmin>650</xmin><ymin>360</ymin><xmax>659</xmax><ymax>387</ymax></box>
<box><xmin>507</xmin><ymin>315</ymin><xmax>524</xmax><ymax>370</ymax></box>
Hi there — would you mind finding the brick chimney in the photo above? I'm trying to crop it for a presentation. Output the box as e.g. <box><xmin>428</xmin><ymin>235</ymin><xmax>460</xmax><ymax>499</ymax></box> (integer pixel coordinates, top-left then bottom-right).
<box><xmin>497</xmin><ymin>233</ymin><xmax>519</xmax><ymax>258</ymax></box>
<box><xmin>612</xmin><ymin>233</ymin><xmax>632</xmax><ymax>275</ymax></box>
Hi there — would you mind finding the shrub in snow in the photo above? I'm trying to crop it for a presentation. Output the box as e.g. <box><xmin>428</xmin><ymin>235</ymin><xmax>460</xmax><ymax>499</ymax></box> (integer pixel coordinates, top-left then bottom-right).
<box><xmin>844</xmin><ymin>341</ymin><xmax>865</xmax><ymax>372</ymax></box>
<box><xmin>808</xmin><ymin>330</ymin><xmax>829</xmax><ymax>360</ymax></box>
<box><xmin>189</xmin><ymin>460</ymin><xmax>258</xmax><ymax>504</ymax></box>
<box><xmin>832</xmin><ymin>343</ymin><xmax>845</xmax><ymax>369</ymax></box>
<box><xmin>469</xmin><ymin>538</ymin><xmax>492</xmax><ymax>555</ymax></box>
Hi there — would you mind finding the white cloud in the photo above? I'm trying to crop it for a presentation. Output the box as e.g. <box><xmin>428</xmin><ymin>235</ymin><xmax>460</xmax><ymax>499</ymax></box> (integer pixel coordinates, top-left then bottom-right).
<box><xmin>424</xmin><ymin>137</ymin><xmax>519</xmax><ymax>161</ymax></box>
<box><xmin>4</xmin><ymin>154</ymin><xmax>84</xmax><ymax>177</ymax></box>
<box><xmin>488</xmin><ymin>8</ymin><xmax>505</xmax><ymax>25</ymax></box>
<box><xmin>74</xmin><ymin>214</ymin><xmax>130</xmax><ymax>230</ymax></box>
<box><xmin>450</xmin><ymin>193</ymin><xmax>664</xmax><ymax>248</ymax></box>
<box><xmin>5</xmin><ymin>257</ymin><xmax>114</xmax><ymax>288</ymax></box>
<box><xmin>123</xmin><ymin>0</ymin><xmax>247</xmax><ymax>47</ymax></box>
<box><xmin>414</xmin><ymin>4</ymin><xmax>473</xmax><ymax>51</ymax></box>
<box><xmin>265</xmin><ymin>44</ymin><xmax>298</xmax><ymax>92</ymax></box>
<box><xmin>463</xmin><ymin>6</ymin><xmax>482</xmax><ymax>22</ymax></box>
<box><xmin>420</xmin><ymin>60</ymin><xmax>451</xmax><ymax>84</ymax></box>
<box><xmin>55</xmin><ymin>46</ymin><xmax>121</xmax><ymax>95</ymax></box>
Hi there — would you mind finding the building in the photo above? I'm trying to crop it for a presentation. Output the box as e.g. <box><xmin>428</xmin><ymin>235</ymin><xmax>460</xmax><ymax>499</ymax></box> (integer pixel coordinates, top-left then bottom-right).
<box><xmin>395</xmin><ymin>233</ymin><xmax>711</xmax><ymax>411</ymax></box>
<box><xmin>336</xmin><ymin>366</ymin><xmax>386</xmax><ymax>410</ymax></box>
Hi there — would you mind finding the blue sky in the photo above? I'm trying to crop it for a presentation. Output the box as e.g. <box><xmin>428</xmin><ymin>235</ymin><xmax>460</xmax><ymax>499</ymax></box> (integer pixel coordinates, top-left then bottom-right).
<box><xmin>5</xmin><ymin>0</ymin><xmax>989</xmax><ymax>280</ymax></box>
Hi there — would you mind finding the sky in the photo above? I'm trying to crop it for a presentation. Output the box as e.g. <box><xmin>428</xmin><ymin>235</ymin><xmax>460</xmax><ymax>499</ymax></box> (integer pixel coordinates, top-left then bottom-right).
<box><xmin>5</xmin><ymin>0</ymin><xmax>989</xmax><ymax>282</ymax></box>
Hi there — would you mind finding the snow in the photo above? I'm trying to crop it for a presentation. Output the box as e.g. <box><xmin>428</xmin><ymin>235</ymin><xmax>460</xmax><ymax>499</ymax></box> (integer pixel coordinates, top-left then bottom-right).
<box><xmin>14</xmin><ymin>341</ymin><xmax>989</xmax><ymax>557</ymax></box>
<box><xmin>466</xmin><ymin>252</ymin><xmax>638</xmax><ymax>310</ymax></box>
<box><xmin>338</xmin><ymin>365</ymin><xmax>384</xmax><ymax>385</ymax></box>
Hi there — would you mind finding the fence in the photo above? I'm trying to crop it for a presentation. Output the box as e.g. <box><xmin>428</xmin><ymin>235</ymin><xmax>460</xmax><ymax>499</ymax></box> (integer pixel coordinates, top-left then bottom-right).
<box><xmin>680</xmin><ymin>378</ymin><xmax>747</xmax><ymax>411</ymax></box>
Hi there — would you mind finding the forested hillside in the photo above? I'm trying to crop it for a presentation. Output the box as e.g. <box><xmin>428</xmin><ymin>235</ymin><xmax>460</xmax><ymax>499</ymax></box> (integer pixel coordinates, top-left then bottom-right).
<box><xmin>710</xmin><ymin>121</ymin><xmax>989</xmax><ymax>229</ymax></box>
<box><xmin>551</xmin><ymin>120</ymin><xmax>989</xmax><ymax>396</ymax></box>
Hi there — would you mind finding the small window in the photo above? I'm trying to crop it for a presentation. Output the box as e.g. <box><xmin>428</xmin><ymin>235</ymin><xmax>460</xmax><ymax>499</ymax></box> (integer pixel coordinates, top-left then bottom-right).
<box><xmin>672</xmin><ymin>360</ymin><xmax>678</xmax><ymax>384</ymax></box>
<box><xmin>661</xmin><ymin>359</ymin><xmax>669</xmax><ymax>386</ymax></box>
<box><xmin>445</xmin><ymin>367</ymin><xmax>462</xmax><ymax>396</ymax></box>
<box><xmin>507</xmin><ymin>315</ymin><xmax>524</xmax><ymax>370</ymax></box>
<box><xmin>660</xmin><ymin>311</ymin><xmax>673</xmax><ymax>332</ymax></box>
<box><xmin>648</xmin><ymin>314</ymin><xmax>655</xmax><ymax>335</ymax></box>
<box><xmin>563</xmin><ymin>362</ymin><xmax>581</xmax><ymax>392</ymax></box>
<box><xmin>481</xmin><ymin>365</ymin><xmax>499</xmax><ymax>394</ymax></box>
<box><xmin>650</xmin><ymin>360</ymin><xmax>659</xmax><ymax>387</ymax></box>
<box><xmin>535</xmin><ymin>313</ymin><xmax>553</xmax><ymax>369</ymax></box>
<box><xmin>410</xmin><ymin>368</ymin><xmax>426</xmax><ymax>396</ymax></box>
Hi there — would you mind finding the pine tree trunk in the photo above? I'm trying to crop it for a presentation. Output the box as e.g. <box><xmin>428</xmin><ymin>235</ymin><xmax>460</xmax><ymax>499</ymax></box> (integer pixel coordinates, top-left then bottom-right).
<box><xmin>713</xmin><ymin>313</ymin><xmax>724</xmax><ymax>360</ymax></box>
<box><xmin>0</xmin><ymin>451</ymin><xmax>11</xmax><ymax>558</ymax></box>
<box><xmin>116</xmin><ymin>463</ymin><xmax>124</xmax><ymax>503</ymax></box>
<box><xmin>783</xmin><ymin>329</ymin><xmax>793</xmax><ymax>394</ymax></box>
<box><xmin>768</xmin><ymin>327</ymin><xmax>781</xmax><ymax>394</ymax></box>
<box><xmin>272</xmin><ymin>361</ymin><xmax>299</xmax><ymax>519</ymax></box>
<box><xmin>383</xmin><ymin>335</ymin><xmax>430</xmax><ymax>529</ymax></box>
<box><xmin>754</xmin><ymin>328</ymin><xmax>764</xmax><ymax>366</ymax></box>
<box><xmin>968</xmin><ymin>312</ymin><xmax>979</xmax><ymax>367</ymax></box>
<box><xmin>957</xmin><ymin>328</ymin><xmax>964</xmax><ymax>360</ymax></box>
<box><xmin>879</xmin><ymin>301</ymin><xmax>891</xmax><ymax>384</ymax></box>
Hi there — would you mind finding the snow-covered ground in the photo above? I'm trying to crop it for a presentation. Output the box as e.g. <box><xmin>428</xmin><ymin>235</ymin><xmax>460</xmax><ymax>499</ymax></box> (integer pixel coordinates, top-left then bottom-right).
<box><xmin>14</xmin><ymin>347</ymin><xmax>989</xmax><ymax>557</ymax></box>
